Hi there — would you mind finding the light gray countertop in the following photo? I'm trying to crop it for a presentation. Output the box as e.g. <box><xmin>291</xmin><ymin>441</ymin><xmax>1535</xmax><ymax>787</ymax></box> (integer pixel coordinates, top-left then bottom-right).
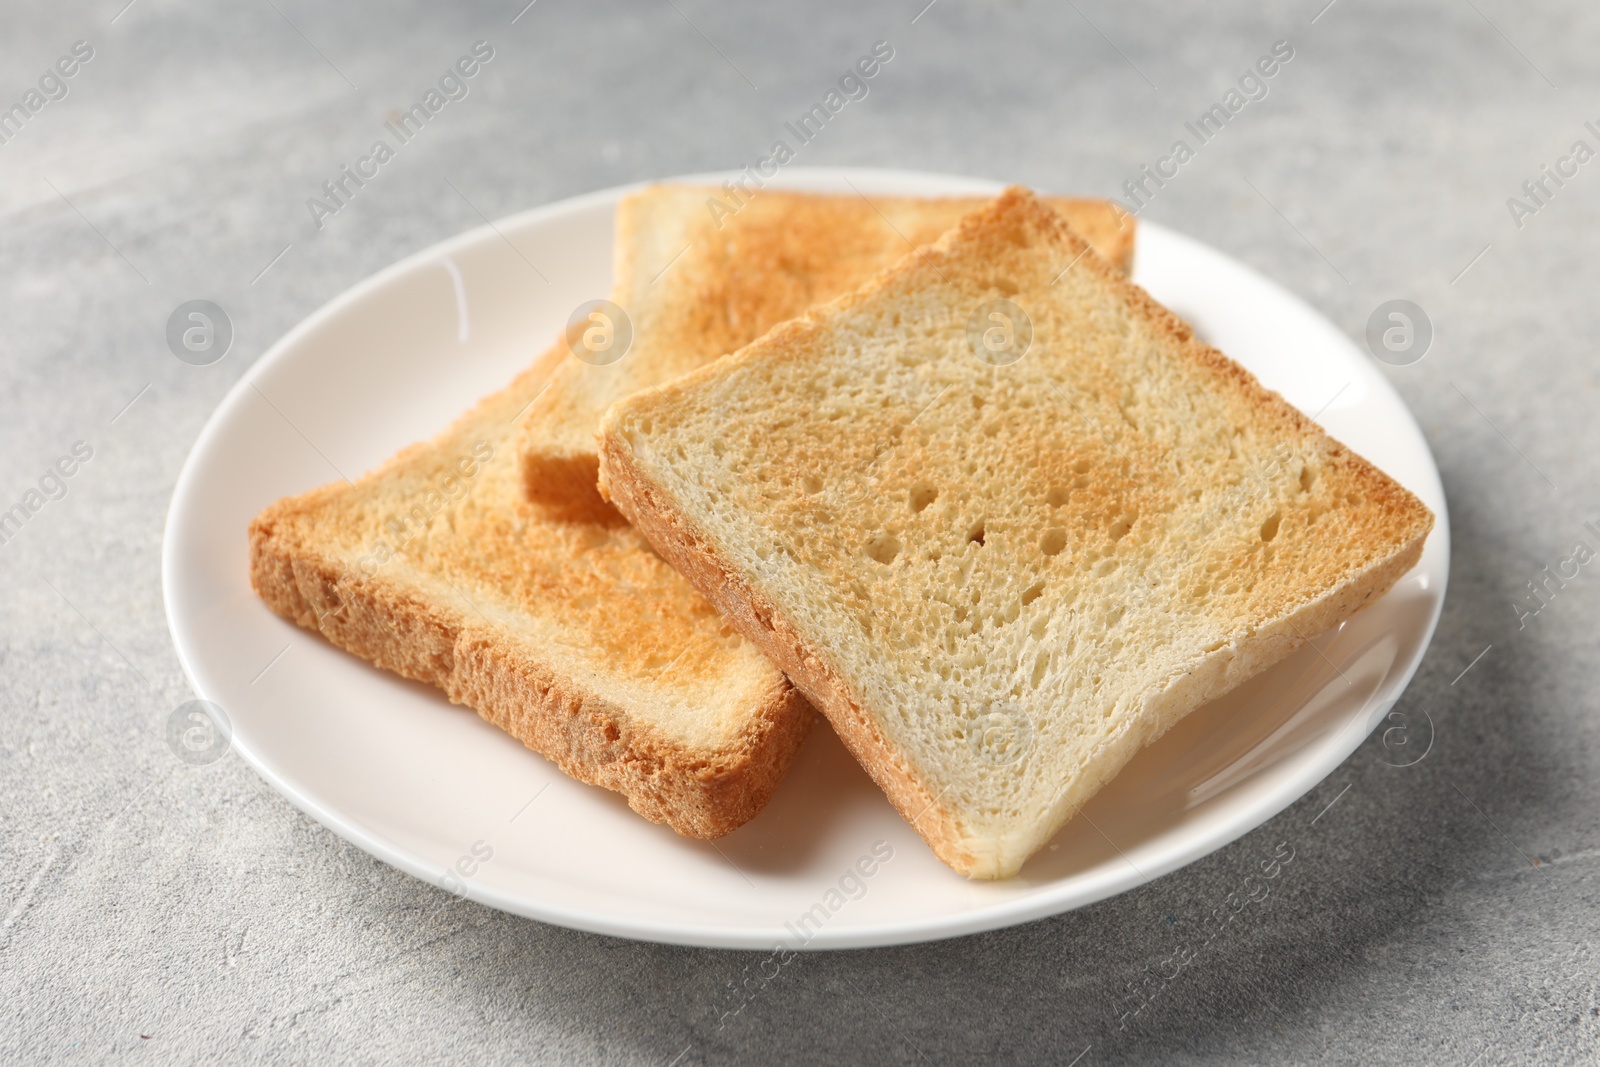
<box><xmin>3</xmin><ymin>1</ymin><xmax>1596</xmax><ymax>1063</ymax></box>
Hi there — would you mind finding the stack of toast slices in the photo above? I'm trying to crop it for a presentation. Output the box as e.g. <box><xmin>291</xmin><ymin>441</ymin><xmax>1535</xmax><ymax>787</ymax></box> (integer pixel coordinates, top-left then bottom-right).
<box><xmin>250</xmin><ymin>183</ymin><xmax>1431</xmax><ymax>879</ymax></box>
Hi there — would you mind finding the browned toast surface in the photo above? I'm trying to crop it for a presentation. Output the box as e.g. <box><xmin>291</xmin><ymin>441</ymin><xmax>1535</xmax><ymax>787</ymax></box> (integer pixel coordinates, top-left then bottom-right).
<box><xmin>249</xmin><ymin>342</ymin><xmax>814</xmax><ymax>839</ymax></box>
<box><xmin>598</xmin><ymin>188</ymin><xmax>1433</xmax><ymax>876</ymax></box>
<box><xmin>518</xmin><ymin>187</ymin><xmax>1135</xmax><ymax>517</ymax></box>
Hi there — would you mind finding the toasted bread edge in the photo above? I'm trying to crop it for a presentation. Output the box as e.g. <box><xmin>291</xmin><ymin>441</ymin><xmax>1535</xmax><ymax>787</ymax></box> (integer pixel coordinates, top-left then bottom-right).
<box><xmin>598</xmin><ymin>188</ymin><xmax>1435</xmax><ymax>874</ymax></box>
<box><xmin>246</xmin><ymin>352</ymin><xmax>815</xmax><ymax>840</ymax></box>
<box><xmin>248</xmin><ymin>497</ymin><xmax>814</xmax><ymax>839</ymax></box>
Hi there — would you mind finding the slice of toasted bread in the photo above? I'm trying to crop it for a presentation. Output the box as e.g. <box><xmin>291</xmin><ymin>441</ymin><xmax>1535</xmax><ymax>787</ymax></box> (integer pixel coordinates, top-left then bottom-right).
<box><xmin>518</xmin><ymin>186</ymin><xmax>1134</xmax><ymax>519</ymax></box>
<box><xmin>248</xmin><ymin>339</ymin><xmax>814</xmax><ymax>839</ymax></box>
<box><xmin>597</xmin><ymin>187</ymin><xmax>1434</xmax><ymax>877</ymax></box>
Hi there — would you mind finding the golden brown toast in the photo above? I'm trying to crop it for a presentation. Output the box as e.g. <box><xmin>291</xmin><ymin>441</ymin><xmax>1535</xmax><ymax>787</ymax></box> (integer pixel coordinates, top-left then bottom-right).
<box><xmin>518</xmin><ymin>187</ymin><xmax>1134</xmax><ymax>519</ymax></box>
<box><xmin>598</xmin><ymin>188</ymin><xmax>1433</xmax><ymax>876</ymax></box>
<box><xmin>249</xmin><ymin>338</ymin><xmax>814</xmax><ymax>839</ymax></box>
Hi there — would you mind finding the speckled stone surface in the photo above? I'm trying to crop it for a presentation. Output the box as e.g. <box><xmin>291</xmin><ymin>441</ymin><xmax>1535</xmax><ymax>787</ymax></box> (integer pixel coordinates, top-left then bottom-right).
<box><xmin>2</xmin><ymin>1</ymin><xmax>1596</xmax><ymax>1063</ymax></box>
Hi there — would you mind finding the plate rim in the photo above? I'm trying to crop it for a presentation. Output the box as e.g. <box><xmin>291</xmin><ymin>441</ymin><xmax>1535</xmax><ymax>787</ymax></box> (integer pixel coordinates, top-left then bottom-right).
<box><xmin>163</xmin><ymin>165</ymin><xmax>1451</xmax><ymax>950</ymax></box>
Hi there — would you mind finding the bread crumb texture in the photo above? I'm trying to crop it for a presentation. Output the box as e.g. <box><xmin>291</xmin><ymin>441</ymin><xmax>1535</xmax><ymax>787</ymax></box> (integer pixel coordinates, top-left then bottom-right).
<box><xmin>602</xmin><ymin>187</ymin><xmax>1432</xmax><ymax>875</ymax></box>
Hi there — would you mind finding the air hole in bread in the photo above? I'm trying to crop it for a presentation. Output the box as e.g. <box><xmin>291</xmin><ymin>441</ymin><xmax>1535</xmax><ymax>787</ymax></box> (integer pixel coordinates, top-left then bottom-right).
<box><xmin>988</xmin><ymin>277</ymin><xmax>1019</xmax><ymax>296</ymax></box>
<box><xmin>866</xmin><ymin>533</ymin><xmax>901</xmax><ymax>565</ymax></box>
<box><xmin>1046</xmin><ymin>486</ymin><xmax>1070</xmax><ymax>508</ymax></box>
<box><xmin>1040</xmin><ymin>528</ymin><xmax>1066</xmax><ymax>557</ymax></box>
<box><xmin>967</xmin><ymin>521</ymin><xmax>986</xmax><ymax>546</ymax></box>
<box><xmin>1073</xmin><ymin>459</ymin><xmax>1091</xmax><ymax>475</ymax></box>
<box><xmin>1109</xmin><ymin>515</ymin><xmax>1134</xmax><ymax>542</ymax></box>
<box><xmin>1299</xmin><ymin>465</ymin><xmax>1316</xmax><ymax>493</ymax></box>
<box><xmin>801</xmin><ymin>475</ymin><xmax>822</xmax><ymax>494</ymax></box>
<box><xmin>1260</xmin><ymin>511</ymin><xmax>1282</xmax><ymax>542</ymax></box>
<box><xmin>1021</xmin><ymin>581</ymin><xmax>1045</xmax><ymax>606</ymax></box>
<box><xmin>910</xmin><ymin>485</ymin><xmax>939</xmax><ymax>512</ymax></box>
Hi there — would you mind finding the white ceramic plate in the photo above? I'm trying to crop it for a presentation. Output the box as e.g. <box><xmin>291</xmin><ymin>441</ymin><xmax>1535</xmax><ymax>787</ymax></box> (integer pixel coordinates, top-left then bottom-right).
<box><xmin>164</xmin><ymin>167</ymin><xmax>1448</xmax><ymax>950</ymax></box>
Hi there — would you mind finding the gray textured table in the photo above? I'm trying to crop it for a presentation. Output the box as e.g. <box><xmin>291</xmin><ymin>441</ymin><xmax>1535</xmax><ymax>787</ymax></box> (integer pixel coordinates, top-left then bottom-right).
<box><xmin>3</xmin><ymin>1</ymin><xmax>1596</xmax><ymax>1063</ymax></box>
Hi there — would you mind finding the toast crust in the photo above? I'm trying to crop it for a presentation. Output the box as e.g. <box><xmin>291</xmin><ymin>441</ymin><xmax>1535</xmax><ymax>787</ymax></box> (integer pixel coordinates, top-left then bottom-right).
<box><xmin>249</xmin><ymin>353</ymin><xmax>814</xmax><ymax>839</ymax></box>
<box><xmin>598</xmin><ymin>187</ymin><xmax>1434</xmax><ymax>876</ymax></box>
<box><xmin>519</xmin><ymin>189</ymin><xmax>1135</xmax><ymax>516</ymax></box>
